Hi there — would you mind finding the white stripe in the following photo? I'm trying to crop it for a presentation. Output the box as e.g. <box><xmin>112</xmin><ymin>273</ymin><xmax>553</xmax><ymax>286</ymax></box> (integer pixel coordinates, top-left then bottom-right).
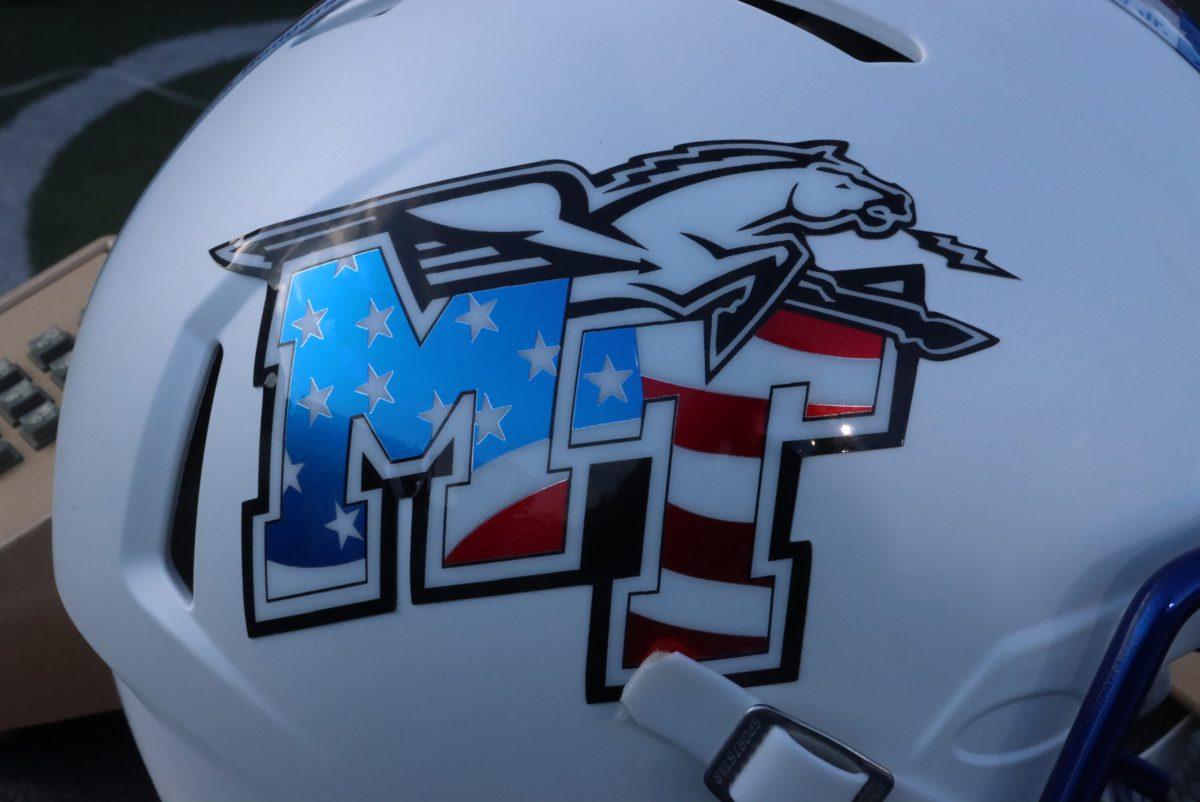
<box><xmin>424</xmin><ymin>256</ymin><xmax>551</xmax><ymax>285</ymax></box>
<box><xmin>418</xmin><ymin>246</ymin><xmax>499</xmax><ymax>269</ymax></box>
<box><xmin>630</xmin><ymin>569</ymin><xmax>771</xmax><ymax>637</ymax></box>
<box><xmin>266</xmin><ymin>558</ymin><xmax>366</xmax><ymax>600</ymax></box>
<box><xmin>444</xmin><ymin>439</ymin><xmax>561</xmax><ymax>553</ymax></box>
<box><xmin>571</xmin><ymin>416</ymin><xmax>642</xmax><ymax>445</ymax></box>
<box><xmin>637</xmin><ymin>321</ymin><xmax>880</xmax><ymax>405</ymax></box>
<box><xmin>669</xmin><ymin>446</ymin><xmax>760</xmax><ymax>523</ymax></box>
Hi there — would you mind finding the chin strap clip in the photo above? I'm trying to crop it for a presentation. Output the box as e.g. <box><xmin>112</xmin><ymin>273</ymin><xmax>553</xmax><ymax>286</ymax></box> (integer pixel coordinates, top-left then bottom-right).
<box><xmin>621</xmin><ymin>653</ymin><xmax>893</xmax><ymax>802</ymax></box>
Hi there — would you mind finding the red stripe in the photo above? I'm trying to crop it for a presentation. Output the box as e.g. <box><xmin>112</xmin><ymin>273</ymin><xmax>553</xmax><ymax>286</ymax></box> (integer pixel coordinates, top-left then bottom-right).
<box><xmin>623</xmin><ymin>613</ymin><xmax>769</xmax><ymax>668</ymax></box>
<box><xmin>805</xmin><ymin>403</ymin><xmax>874</xmax><ymax>419</ymax></box>
<box><xmin>445</xmin><ymin>481</ymin><xmax>568</xmax><ymax>566</ymax></box>
<box><xmin>660</xmin><ymin>504</ymin><xmax>765</xmax><ymax>585</ymax></box>
<box><xmin>756</xmin><ymin>309</ymin><xmax>884</xmax><ymax>359</ymax></box>
<box><xmin>642</xmin><ymin>377</ymin><xmax>766</xmax><ymax>458</ymax></box>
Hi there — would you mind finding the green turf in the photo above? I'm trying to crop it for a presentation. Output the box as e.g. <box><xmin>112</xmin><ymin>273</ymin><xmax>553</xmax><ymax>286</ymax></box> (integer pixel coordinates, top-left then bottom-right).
<box><xmin>0</xmin><ymin>75</ymin><xmax>77</xmax><ymax>128</ymax></box>
<box><xmin>0</xmin><ymin>1</ymin><xmax>308</xmax><ymax>85</ymax></box>
<box><xmin>27</xmin><ymin>59</ymin><xmax>248</xmax><ymax>270</ymax></box>
<box><xmin>13</xmin><ymin>0</ymin><xmax>1200</xmax><ymax>270</ymax></box>
<box><xmin>0</xmin><ymin>0</ymin><xmax>310</xmax><ymax>126</ymax></box>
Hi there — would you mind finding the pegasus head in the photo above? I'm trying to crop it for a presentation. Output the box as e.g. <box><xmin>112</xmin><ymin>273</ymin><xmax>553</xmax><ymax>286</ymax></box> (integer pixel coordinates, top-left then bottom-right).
<box><xmin>783</xmin><ymin>141</ymin><xmax>915</xmax><ymax>238</ymax></box>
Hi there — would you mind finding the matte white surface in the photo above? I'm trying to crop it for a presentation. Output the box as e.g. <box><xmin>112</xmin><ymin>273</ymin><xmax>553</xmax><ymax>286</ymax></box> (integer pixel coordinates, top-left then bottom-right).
<box><xmin>54</xmin><ymin>0</ymin><xmax>1200</xmax><ymax>800</ymax></box>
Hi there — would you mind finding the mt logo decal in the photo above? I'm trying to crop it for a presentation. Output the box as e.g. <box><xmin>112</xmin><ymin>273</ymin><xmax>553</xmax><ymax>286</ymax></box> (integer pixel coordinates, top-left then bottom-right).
<box><xmin>213</xmin><ymin>140</ymin><xmax>1012</xmax><ymax>701</ymax></box>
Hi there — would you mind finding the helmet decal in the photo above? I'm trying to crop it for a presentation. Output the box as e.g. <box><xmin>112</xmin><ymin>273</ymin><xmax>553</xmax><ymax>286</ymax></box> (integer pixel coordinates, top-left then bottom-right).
<box><xmin>212</xmin><ymin>140</ymin><xmax>1010</xmax><ymax>702</ymax></box>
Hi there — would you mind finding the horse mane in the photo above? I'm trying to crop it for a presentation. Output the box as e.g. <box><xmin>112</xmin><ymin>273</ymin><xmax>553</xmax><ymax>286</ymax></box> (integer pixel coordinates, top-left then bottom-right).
<box><xmin>594</xmin><ymin>140</ymin><xmax>840</xmax><ymax>199</ymax></box>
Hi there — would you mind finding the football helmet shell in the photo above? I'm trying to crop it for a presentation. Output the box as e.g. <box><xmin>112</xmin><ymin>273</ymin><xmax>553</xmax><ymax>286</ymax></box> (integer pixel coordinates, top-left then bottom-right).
<box><xmin>53</xmin><ymin>0</ymin><xmax>1200</xmax><ymax>800</ymax></box>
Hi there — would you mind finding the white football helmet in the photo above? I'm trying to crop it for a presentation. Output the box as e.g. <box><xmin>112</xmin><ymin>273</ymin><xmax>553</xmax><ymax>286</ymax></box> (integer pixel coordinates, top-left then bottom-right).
<box><xmin>53</xmin><ymin>0</ymin><xmax>1200</xmax><ymax>800</ymax></box>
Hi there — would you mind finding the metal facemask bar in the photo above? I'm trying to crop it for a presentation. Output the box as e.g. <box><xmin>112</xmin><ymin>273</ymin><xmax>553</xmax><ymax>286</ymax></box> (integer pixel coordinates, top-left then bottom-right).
<box><xmin>1041</xmin><ymin>546</ymin><xmax>1200</xmax><ymax>802</ymax></box>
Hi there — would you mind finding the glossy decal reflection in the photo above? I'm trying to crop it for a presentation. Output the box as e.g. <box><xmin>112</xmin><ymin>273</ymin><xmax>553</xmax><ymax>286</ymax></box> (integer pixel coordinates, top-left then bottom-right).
<box><xmin>212</xmin><ymin>140</ymin><xmax>1012</xmax><ymax>701</ymax></box>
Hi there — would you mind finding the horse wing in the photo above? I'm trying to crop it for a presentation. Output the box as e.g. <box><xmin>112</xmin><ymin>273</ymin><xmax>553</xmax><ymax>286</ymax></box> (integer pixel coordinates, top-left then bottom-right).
<box><xmin>210</xmin><ymin>162</ymin><xmax>645</xmax><ymax>291</ymax></box>
<box><xmin>785</xmin><ymin>268</ymin><xmax>998</xmax><ymax>360</ymax></box>
<box><xmin>402</xmin><ymin>179</ymin><xmax>649</xmax><ymax>299</ymax></box>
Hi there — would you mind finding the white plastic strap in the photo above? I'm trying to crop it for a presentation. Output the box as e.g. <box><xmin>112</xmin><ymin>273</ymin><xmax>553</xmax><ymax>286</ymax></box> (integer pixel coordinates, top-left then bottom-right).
<box><xmin>621</xmin><ymin>653</ymin><xmax>871</xmax><ymax>802</ymax></box>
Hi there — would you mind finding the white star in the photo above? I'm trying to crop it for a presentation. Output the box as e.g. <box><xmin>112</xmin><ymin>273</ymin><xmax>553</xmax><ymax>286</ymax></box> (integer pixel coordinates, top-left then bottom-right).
<box><xmin>282</xmin><ymin>451</ymin><xmax>304</xmax><ymax>494</ymax></box>
<box><xmin>333</xmin><ymin>256</ymin><xmax>358</xmax><ymax>277</ymax></box>
<box><xmin>297</xmin><ymin>377</ymin><xmax>333</xmax><ymax>425</ymax></box>
<box><xmin>455</xmin><ymin>294</ymin><xmax>498</xmax><ymax>342</ymax></box>
<box><xmin>355</xmin><ymin>364</ymin><xmax>395</xmax><ymax>413</ymax></box>
<box><xmin>291</xmin><ymin>299</ymin><xmax>327</xmax><ymax>347</ymax></box>
<box><xmin>584</xmin><ymin>356</ymin><xmax>633</xmax><ymax>405</ymax></box>
<box><xmin>355</xmin><ymin>299</ymin><xmax>394</xmax><ymax>347</ymax></box>
<box><xmin>475</xmin><ymin>393</ymin><xmax>511</xmax><ymax>443</ymax></box>
<box><xmin>418</xmin><ymin>391</ymin><xmax>452</xmax><ymax>431</ymax></box>
<box><xmin>324</xmin><ymin>502</ymin><xmax>363</xmax><ymax>549</ymax></box>
<box><xmin>517</xmin><ymin>330</ymin><xmax>560</xmax><ymax>380</ymax></box>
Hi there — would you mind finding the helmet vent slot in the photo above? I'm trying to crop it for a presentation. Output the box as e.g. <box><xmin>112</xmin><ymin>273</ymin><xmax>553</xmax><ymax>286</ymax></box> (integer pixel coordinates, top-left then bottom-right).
<box><xmin>733</xmin><ymin>0</ymin><xmax>918</xmax><ymax>63</ymax></box>
<box><xmin>168</xmin><ymin>343</ymin><xmax>223</xmax><ymax>596</ymax></box>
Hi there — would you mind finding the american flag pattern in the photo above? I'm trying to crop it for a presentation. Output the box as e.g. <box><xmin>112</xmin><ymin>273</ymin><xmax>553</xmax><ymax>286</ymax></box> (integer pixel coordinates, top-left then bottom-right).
<box><xmin>260</xmin><ymin>250</ymin><xmax>571</xmax><ymax>600</ymax></box>
<box><xmin>251</xmin><ymin>245</ymin><xmax>895</xmax><ymax>695</ymax></box>
<box><xmin>218</xmin><ymin>139</ymin><xmax>1003</xmax><ymax>700</ymax></box>
<box><xmin>624</xmin><ymin>311</ymin><xmax>884</xmax><ymax>667</ymax></box>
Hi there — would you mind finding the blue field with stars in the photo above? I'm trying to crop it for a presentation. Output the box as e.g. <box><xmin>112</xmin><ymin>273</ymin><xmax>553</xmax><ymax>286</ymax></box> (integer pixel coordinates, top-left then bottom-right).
<box><xmin>264</xmin><ymin>249</ymin><xmax>643</xmax><ymax>572</ymax></box>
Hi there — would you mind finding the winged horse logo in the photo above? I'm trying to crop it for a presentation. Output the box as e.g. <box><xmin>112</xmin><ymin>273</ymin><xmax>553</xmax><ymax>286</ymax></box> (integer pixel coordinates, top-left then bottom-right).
<box><xmin>214</xmin><ymin>140</ymin><xmax>1011</xmax><ymax>700</ymax></box>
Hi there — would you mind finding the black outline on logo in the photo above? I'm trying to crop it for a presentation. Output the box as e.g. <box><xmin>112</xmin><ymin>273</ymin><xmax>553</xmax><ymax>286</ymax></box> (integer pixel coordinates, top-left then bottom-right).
<box><xmin>217</xmin><ymin>140</ymin><xmax>1003</xmax><ymax>702</ymax></box>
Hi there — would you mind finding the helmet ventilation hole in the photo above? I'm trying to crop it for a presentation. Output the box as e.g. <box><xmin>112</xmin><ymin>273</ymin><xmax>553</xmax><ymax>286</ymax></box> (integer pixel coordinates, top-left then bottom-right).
<box><xmin>168</xmin><ymin>344</ymin><xmax>223</xmax><ymax>596</ymax></box>
<box><xmin>733</xmin><ymin>0</ymin><xmax>919</xmax><ymax>63</ymax></box>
